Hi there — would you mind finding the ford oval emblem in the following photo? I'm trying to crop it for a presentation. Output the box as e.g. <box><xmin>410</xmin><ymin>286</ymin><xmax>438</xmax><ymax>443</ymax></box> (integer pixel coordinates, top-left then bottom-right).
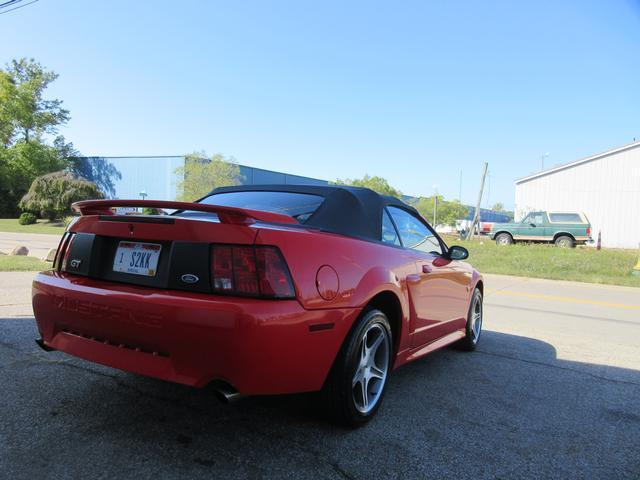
<box><xmin>181</xmin><ymin>274</ymin><xmax>199</xmax><ymax>284</ymax></box>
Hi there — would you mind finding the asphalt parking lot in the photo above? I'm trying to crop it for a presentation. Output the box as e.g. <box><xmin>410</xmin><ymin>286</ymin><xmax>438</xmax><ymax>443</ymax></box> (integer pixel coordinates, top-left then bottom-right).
<box><xmin>1</xmin><ymin>273</ymin><xmax>639</xmax><ymax>479</ymax></box>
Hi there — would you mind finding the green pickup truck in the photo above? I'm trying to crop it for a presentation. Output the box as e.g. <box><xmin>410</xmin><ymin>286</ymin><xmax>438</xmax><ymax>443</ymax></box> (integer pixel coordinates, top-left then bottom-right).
<box><xmin>490</xmin><ymin>211</ymin><xmax>592</xmax><ymax>248</ymax></box>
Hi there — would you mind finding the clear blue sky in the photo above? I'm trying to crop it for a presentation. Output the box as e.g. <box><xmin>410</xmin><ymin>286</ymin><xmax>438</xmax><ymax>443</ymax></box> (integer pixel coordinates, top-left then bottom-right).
<box><xmin>2</xmin><ymin>0</ymin><xmax>639</xmax><ymax>208</ymax></box>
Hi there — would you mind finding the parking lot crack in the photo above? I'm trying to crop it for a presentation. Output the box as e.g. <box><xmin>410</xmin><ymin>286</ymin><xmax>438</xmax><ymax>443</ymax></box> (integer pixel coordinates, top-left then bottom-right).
<box><xmin>0</xmin><ymin>339</ymin><xmax>30</xmax><ymax>353</ymax></box>
<box><xmin>49</xmin><ymin>360</ymin><xmax>208</xmax><ymax>411</ymax></box>
<box><xmin>232</xmin><ymin>420</ymin><xmax>356</xmax><ymax>479</ymax></box>
<box><xmin>0</xmin><ymin>358</ymin><xmax>36</xmax><ymax>370</ymax></box>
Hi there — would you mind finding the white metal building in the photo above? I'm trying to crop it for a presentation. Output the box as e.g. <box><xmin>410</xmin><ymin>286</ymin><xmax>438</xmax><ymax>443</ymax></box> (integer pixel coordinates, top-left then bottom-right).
<box><xmin>514</xmin><ymin>140</ymin><xmax>640</xmax><ymax>249</ymax></box>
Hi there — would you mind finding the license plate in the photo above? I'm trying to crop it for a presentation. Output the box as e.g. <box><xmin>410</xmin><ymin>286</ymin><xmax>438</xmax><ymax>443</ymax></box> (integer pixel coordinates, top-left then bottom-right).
<box><xmin>113</xmin><ymin>242</ymin><xmax>161</xmax><ymax>276</ymax></box>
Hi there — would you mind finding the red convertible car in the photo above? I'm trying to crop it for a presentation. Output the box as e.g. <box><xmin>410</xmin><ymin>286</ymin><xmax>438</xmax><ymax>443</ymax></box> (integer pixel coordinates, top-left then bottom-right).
<box><xmin>33</xmin><ymin>185</ymin><xmax>483</xmax><ymax>425</ymax></box>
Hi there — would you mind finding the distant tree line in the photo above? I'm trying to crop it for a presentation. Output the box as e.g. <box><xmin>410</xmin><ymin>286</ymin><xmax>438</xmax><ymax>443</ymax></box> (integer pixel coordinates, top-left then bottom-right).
<box><xmin>0</xmin><ymin>58</ymin><xmax>120</xmax><ymax>220</ymax></box>
<box><xmin>335</xmin><ymin>175</ymin><xmax>469</xmax><ymax>226</ymax></box>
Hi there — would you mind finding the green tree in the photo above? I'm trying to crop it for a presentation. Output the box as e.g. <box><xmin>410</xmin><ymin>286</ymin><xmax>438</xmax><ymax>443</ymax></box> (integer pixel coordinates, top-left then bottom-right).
<box><xmin>0</xmin><ymin>140</ymin><xmax>70</xmax><ymax>215</ymax></box>
<box><xmin>1</xmin><ymin>58</ymin><xmax>69</xmax><ymax>145</ymax></box>
<box><xmin>491</xmin><ymin>202</ymin><xmax>505</xmax><ymax>212</ymax></box>
<box><xmin>414</xmin><ymin>196</ymin><xmax>468</xmax><ymax>226</ymax></box>
<box><xmin>334</xmin><ymin>174</ymin><xmax>402</xmax><ymax>198</ymax></box>
<box><xmin>0</xmin><ymin>58</ymin><xmax>73</xmax><ymax>215</ymax></box>
<box><xmin>19</xmin><ymin>171</ymin><xmax>103</xmax><ymax>220</ymax></box>
<box><xmin>175</xmin><ymin>152</ymin><xmax>242</xmax><ymax>201</ymax></box>
<box><xmin>0</xmin><ymin>71</ymin><xmax>17</xmax><ymax>146</ymax></box>
<box><xmin>439</xmin><ymin>199</ymin><xmax>469</xmax><ymax>226</ymax></box>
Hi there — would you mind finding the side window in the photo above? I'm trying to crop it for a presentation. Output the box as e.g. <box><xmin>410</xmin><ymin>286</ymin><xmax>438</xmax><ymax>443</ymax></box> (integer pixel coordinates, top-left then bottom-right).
<box><xmin>387</xmin><ymin>206</ymin><xmax>443</xmax><ymax>255</ymax></box>
<box><xmin>522</xmin><ymin>212</ymin><xmax>543</xmax><ymax>225</ymax></box>
<box><xmin>381</xmin><ymin>209</ymin><xmax>401</xmax><ymax>246</ymax></box>
<box><xmin>549</xmin><ymin>213</ymin><xmax>582</xmax><ymax>223</ymax></box>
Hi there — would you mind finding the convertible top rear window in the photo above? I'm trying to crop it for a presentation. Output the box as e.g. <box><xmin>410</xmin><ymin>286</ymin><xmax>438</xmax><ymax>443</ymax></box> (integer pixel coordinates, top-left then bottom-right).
<box><xmin>183</xmin><ymin>184</ymin><xmax>425</xmax><ymax>240</ymax></box>
<box><xmin>198</xmin><ymin>191</ymin><xmax>325</xmax><ymax>222</ymax></box>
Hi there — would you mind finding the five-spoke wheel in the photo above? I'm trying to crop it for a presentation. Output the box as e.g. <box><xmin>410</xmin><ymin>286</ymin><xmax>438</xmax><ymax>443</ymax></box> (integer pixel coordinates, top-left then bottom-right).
<box><xmin>324</xmin><ymin>289</ymin><xmax>483</xmax><ymax>426</ymax></box>
<box><xmin>456</xmin><ymin>287</ymin><xmax>483</xmax><ymax>351</ymax></box>
<box><xmin>322</xmin><ymin>309</ymin><xmax>392</xmax><ymax>426</ymax></box>
<box><xmin>352</xmin><ymin>323</ymin><xmax>390</xmax><ymax>414</ymax></box>
<box><xmin>470</xmin><ymin>291</ymin><xmax>483</xmax><ymax>344</ymax></box>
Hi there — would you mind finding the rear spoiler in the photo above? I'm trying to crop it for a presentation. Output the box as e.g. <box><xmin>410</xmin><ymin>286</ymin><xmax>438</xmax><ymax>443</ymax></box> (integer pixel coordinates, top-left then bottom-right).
<box><xmin>72</xmin><ymin>200</ymin><xmax>299</xmax><ymax>226</ymax></box>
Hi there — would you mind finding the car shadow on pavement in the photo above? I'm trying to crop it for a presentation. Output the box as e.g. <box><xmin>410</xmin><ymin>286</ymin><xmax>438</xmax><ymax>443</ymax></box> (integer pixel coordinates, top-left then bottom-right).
<box><xmin>2</xmin><ymin>320</ymin><xmax>639</xmax><ymax>479</ymax></box>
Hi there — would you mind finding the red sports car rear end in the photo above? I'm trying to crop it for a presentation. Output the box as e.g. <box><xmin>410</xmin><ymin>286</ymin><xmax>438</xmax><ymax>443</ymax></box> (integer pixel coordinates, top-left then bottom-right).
<box><xmin>33</xmin><ymin>185</ymin><xmax>483</xmax><ymax>425</ymax></box>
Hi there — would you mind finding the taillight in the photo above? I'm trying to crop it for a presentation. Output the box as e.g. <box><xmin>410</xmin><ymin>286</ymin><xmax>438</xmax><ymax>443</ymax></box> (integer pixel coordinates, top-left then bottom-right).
<box><xmin>211</xmin><ymin>245</ymin><xmax>295</xmax><ymax>298</ymax></box>
<box><xmin>212</xmin><ymin>246</ymin><xmax>233</xmax><ymax>291</ymax></box>
<box><xmin>232</xmin><ymin>247</ymin><xmax>260</xmax><ymax>295</ymax></box>
<box><xmin>61</xmin><ymin>234</ymin><xmax>76</xmax><ymax>271</ymax></box>
<box><xmin>587</xmin><ymin>226</ymin><xmax>591</xmax><ymax>236</ymax></box>
<box><xmin>54</xmin><ymin>233</ymin><xmax>74</xmax><ymax>271</ymax></box>
<box><xmin>256</xmin><ymin>246</ymin><xmax>294</xmax><ymax>297</ymax></box>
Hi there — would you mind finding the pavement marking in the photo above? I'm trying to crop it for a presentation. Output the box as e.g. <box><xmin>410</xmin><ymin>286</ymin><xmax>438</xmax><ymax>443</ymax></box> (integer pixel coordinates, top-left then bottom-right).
<box><xmin>485</xmin><ymin>289</ymin><xmax>640</xmax><ymax>310</ymax></box>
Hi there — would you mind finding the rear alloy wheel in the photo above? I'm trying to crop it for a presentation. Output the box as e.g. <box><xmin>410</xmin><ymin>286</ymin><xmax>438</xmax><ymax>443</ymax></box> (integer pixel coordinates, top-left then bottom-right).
<box><xmin>555</xmin><ymin>235</ymin><xmax>574</xmax><ymax>248</ymax></box>
<box><xmin>495</xmin><ymin>233</ymin><xmax>513</xmax><ymax>246</ymax></box>
<box><xmin>352</xmin><ymin>323</ymin><xmax>390</xmax><ymax>414</ymax></box>
<box><xmin>322</xmin><ymin>309</ymin><xmax>392</xmax><ymax>427</ymax></box>
<box><xmin>456</xmin><ymin>288</ymin><xmax>483</xmax><ymax>351</ymax></box>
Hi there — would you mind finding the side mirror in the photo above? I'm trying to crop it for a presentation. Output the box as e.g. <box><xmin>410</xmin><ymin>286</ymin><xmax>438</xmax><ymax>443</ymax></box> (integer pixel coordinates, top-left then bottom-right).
<box><xmin>448</xmin><ymin>245</ymin><xmax>469</xmax><ymax>261</ymax></box>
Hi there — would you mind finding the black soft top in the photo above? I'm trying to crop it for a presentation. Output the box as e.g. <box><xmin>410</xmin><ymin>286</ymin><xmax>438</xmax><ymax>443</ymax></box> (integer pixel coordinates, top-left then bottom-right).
<box><xmin>208</xmin><ymin>184</ymin><xmax>420</xmax><ymax>241</ymax></box>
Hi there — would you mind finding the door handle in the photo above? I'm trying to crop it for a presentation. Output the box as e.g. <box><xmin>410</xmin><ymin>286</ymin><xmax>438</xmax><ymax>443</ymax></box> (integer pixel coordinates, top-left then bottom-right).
<box><xmin>422</xmin><ymin>264</ymin><xmax>432</xmax><ymax>274</ymax></box>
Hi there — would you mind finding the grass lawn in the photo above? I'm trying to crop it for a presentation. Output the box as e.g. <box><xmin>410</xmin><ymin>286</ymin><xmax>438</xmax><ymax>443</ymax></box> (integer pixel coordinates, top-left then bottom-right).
<box><xmin>0</xmin><ymin>254</ymin><xmax>50</xmax><ymax>272</ymax></box>
<box><xmin>0</xmin><ymin>223</ymin><xmax>637</xmax><ymax>285</ymax></box>
<box><xmin>448</xmin><ymin>236</ymin><xmax>640</xmax><ymax>288</ymax></box>
<box><xmin>0</xmin><ymin>218</ymin><xmax>67</xmax><ymax>235</ymax></box>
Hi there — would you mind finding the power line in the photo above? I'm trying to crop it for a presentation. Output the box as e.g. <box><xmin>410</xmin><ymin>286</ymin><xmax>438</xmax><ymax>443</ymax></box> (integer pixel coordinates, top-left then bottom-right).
<box><xmin>0</xmin><ymin>0</ymin><xmax>38</xmax><ymax>15</ymax></box>
<box><xmin>0</xmin><ymin>0</ymin><xmax>22</xmax><ymax>9</ymax></box>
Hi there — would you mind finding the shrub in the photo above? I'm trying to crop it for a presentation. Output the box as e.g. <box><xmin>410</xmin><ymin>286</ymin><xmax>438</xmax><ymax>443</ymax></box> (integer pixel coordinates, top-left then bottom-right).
<box><xmin>142</xmin><ymin>207</ymin><xmax>162</xmax><ymax>215</ymax></box>
<box><xmin>19</xmin><ymin>171</ymin><xmax>103</xmax><ymax>221</ymax></box>
<box><xmin>18</xmin><ymin>212</ymin><xmax>37</xmax><ymax>225</ymax></box>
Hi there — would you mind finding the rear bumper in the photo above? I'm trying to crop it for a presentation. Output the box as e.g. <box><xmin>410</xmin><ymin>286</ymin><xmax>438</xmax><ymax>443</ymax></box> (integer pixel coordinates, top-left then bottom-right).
<box><xmin>32</xmin><ymin>271</ymin><xmax>360</xmax><ymax>395</ymax></box>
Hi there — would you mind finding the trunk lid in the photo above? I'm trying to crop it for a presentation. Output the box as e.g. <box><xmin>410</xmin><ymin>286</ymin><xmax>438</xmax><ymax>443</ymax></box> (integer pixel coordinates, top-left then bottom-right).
<box><xmin>59</xmin><ymin>200</ymin><xmax>298</xmax><ymax>293</ymax></box>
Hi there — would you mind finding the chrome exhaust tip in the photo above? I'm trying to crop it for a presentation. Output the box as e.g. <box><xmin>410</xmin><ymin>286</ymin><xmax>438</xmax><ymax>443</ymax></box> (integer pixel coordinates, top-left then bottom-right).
<box><xmin>214</xmin><ymin>384</ymin><xmax>244</xmax><ymax>404</ymax></box>
<box><xmin>35</xmin><ymin>338</ymin><xmax>55</xmax><ymax>352</ymax></box>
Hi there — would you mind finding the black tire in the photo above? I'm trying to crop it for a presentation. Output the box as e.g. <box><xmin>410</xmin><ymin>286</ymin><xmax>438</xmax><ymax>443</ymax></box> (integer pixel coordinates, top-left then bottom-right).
<box><xmin>321</xmin><ymin>309</ymin><xmax>393</xmax><ymax>427</ymax></box>
<box><xmin>456</xmin><ymin>288</ymin><xmax>483</xmax><ymax>351</ymax></box>
<box><xmin>495</xmin><ymin>233</ymin><xmax>513</xmax><ymax>246</ymax></box>
<box><xmin>554</xmin><ymin>235</ymin><xmax>574</xmax><ymax>248</ymax></box>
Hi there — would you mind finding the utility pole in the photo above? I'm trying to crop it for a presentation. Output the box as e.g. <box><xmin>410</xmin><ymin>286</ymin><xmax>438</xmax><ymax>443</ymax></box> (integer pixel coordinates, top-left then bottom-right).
<box><xmin>466</xmin><ymin>162</ymin><xmax>488</xmax><ymax>241</ymax></box>
<box><xmin>432</xmin><ymin>184</ymin><xmax>439</xmax><ymax>226</ymax></box>
<box><xmin>433</xmin><ymin>195</ymin><xmax>437</xmax><ymax>227</ymax></box>
<box><xmin>458</xmin><ymin>169</ymin><xmax>462</xmax><ymax>202</ymax></box>
<box><xmin>541</xmin><ymin>152</ymin><xmax>549</xmax><ymax>171</ymax></box>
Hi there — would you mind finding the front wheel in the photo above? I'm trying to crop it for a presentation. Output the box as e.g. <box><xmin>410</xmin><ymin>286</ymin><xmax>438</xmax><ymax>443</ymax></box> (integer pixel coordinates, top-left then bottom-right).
<box><xmin>322</xmin><ymin>309</ymin><xmax>392</xmax><ymax>427</ymax></box>
<box><xmin>495</xmin><ymin>233</ymin><xmax>513</xmax><ymax>246</ymax></box>
<box><xmin>456</xmin><ymin>288</ymin><xmax>483</xmax><ymax>351</ymax></box>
